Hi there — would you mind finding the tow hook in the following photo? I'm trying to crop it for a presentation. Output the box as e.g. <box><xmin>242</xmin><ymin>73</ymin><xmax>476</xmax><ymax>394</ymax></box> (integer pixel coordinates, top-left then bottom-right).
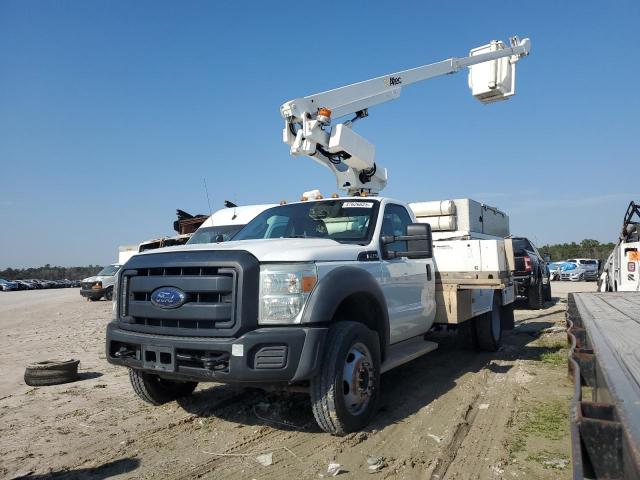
<box><xmin>203</xmin><ymin>353</ymin><xmax>229</xmax><ymax>371</ymax></box>
<box><xmin>115</xmin><ymin>347</ymin><xmax>136</xmax><ymax>359</ymax></box>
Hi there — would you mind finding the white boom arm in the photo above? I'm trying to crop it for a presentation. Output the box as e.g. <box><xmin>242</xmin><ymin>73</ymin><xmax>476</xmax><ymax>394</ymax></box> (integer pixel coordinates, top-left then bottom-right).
<box><xmin>281</xmin><ymin>36</ymin><xmax>530</xmax><ymax>196</ymax></box>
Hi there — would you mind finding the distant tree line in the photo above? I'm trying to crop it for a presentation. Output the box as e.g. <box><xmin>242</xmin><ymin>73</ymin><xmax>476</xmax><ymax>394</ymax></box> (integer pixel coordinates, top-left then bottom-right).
<box><xmin>537</xmin><ymin>239</ymin><xmax>616</xmax><ymax>262</ymax></box>
<box><xmin>0</xmin><ymin>264</ymin><xmax>103</xmax><ymax>281</ymax></box>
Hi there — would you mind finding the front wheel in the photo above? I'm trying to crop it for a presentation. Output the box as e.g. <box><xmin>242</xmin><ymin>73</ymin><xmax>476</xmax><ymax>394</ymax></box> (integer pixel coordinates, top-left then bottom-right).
<box><xmin>310</xmin><ymin>322</ymin><xmax>381</xmax><ymax>435</ymax></box>
<box><xmin>104</xmin><ymin>288</ymin><xmax>113</xmax><ymax>301</ymax></box>
<box><xmin>129</xmin><ymin>369</ymin><xmax>197</xmax><ymax>405</ymax></box>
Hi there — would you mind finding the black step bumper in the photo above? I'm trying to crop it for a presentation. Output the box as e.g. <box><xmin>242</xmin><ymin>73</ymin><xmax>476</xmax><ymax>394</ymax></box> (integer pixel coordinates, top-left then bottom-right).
<box><xmin>80</xmin><ymin>288</ymin><xmax>107</xmax><ymax>299</ymax></box>
<box><xmin>106</xmin><ymin>321</ymin><xmax>327</xmax><ymax>384</ymax></box>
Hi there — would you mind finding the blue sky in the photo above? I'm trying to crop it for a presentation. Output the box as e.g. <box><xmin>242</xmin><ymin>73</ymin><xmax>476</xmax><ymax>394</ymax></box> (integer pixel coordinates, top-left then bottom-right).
<box><xmin>1</xmin><ymin>1</ymin><xmax>639</xmax><ymax>268</ymax></box>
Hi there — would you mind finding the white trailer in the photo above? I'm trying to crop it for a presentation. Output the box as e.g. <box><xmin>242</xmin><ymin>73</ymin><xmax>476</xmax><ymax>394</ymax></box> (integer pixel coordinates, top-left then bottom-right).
<box><xmin>118</xmin><ymin>245</ymin><xmax>138</xmax><ymax>265</ymax></box>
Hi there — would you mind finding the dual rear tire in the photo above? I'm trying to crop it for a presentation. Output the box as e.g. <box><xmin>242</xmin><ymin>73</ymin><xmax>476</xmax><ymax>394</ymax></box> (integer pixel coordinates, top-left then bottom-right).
<box><xmin>475</xmin><ymin>294</ymin><xmax>503</xmax><ymax>352</ymax></box>
<box><xmin>459</xmin><ymin>293</ymin><xmax>504</xmax><ymax>352</ymax></box>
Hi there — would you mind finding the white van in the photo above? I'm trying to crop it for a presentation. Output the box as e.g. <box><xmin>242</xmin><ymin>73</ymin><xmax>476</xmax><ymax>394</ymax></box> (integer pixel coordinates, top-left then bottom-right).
<box><xmin>187</xmin><ymin>204</ymin><xmax>276</xmax><ymax>245</ymax></box>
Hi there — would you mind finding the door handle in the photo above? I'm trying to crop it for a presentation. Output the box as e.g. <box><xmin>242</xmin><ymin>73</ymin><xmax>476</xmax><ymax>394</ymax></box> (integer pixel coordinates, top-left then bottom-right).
<box><xmin>426</xmin><ymin>264</ymin><xmax>432</xmax><ymax>281</ymax></box>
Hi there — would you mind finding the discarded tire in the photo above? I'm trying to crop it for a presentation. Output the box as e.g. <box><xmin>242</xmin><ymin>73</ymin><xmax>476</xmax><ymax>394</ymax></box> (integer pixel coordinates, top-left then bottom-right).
<box><xmin>24</xmin><ymin>359</ymin><xmax>80</xmax><ymax>386</ymax></box>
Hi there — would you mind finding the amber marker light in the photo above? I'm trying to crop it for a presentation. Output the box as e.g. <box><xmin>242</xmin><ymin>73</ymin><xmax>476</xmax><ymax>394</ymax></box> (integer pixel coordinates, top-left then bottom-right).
<box><xmin>302</xmin><ymin>276</ymin><xmax>317</xmax><ymax>292</ymax></box>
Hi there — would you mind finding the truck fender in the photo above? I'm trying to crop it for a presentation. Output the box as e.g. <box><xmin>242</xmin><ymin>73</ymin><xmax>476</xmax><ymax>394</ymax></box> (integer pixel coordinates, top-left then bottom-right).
<box><xmin>301</xmin><ymin>266</ymin><xmax>390</xmax><ymax>358</ymax></box>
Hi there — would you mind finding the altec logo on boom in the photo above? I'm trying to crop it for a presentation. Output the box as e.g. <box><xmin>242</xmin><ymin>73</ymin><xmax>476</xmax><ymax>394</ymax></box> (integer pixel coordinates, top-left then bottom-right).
<box><xmin>385</xmin><ymin>76</ymin><xmax>402</xmax><ymax>87</ymax></box>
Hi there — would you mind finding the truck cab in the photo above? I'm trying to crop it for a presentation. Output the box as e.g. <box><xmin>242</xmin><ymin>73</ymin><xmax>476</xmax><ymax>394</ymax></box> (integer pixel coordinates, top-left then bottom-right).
<box><xmin>106</xmin><ymin>197</ymin><xmax>514</xmax><ymax>434</ymax></box>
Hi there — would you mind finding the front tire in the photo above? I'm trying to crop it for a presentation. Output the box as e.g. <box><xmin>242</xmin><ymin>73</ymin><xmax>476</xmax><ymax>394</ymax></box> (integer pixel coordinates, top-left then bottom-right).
<box><xmin>310</xmin><ymin>322</ymin><xmax>381</xmax><ymax>435</ymax></box>
<box><xmin>129</xmin><ymin>369</ymin><xmax>197</xmax><ymax>405</ymax></box>
<box><xmin>104</xmin><ymin>288</ymin><xmax>113</xmax><ymax>301</ymax></box>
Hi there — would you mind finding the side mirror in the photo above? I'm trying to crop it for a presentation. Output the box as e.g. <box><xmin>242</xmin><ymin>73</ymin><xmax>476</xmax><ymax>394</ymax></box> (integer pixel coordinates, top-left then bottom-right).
<box><xmin>214</xmin><ymin>234</ymin><xmax>224</xmax><ymax>243</ymax></box>
<box><xmin>406</xmin><ymin>223</ymin><xmax>433</xmax><ymax>258</ymax></box>
<box><xmin>382</xmin><ymin>223</ymin><xmax>433</xmax><ymax>259</ymax></box>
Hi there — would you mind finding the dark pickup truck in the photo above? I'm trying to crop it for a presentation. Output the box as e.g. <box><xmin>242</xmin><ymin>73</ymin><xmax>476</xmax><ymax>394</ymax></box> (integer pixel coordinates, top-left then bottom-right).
<box><xmin>511</xmin><ymin>237</ymin><xmax>551</xmax><ymax>309</ymax></box>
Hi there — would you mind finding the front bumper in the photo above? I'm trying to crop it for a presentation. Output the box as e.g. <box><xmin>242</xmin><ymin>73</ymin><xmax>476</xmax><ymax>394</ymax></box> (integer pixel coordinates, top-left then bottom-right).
<box><xmin>106</xmin><ymin>321</ymin><xmax>327</xmax><ymax>384</ymax></box>
<box><xmin>80</xmin><ymin>287</ymin><xmax>106</xmax><ymax>299</ymax></box>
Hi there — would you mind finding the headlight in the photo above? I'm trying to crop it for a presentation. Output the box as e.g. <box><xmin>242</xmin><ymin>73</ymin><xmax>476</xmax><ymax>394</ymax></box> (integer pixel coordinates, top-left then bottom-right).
<box><xmin>259</xmin><ymin>264</ymin><xmax>317</xmax><ymax>325</ymax></box>
<box><xmin>92</xmin><ymin>281</ymin><xmax>103</xmax><ymax>289</ymax></box>
<box><xmin>112</xmin><ymin>276</ymin><xmax>119</xmax><ymax>316</ymax></box>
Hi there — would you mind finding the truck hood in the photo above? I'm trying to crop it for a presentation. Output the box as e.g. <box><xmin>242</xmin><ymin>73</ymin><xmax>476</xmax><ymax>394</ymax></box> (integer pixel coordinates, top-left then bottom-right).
<box><xmin>134</xmin><ymin>238</ymin><xmax>369</xmax><ymax>262</ymax></box>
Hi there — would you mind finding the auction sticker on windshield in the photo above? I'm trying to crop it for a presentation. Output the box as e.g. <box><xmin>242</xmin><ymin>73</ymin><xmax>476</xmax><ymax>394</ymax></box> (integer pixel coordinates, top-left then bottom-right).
<box><xmin>343</xmin><ymin>202</ymin><xmax>374</xmax><ymax>208</ymax></box>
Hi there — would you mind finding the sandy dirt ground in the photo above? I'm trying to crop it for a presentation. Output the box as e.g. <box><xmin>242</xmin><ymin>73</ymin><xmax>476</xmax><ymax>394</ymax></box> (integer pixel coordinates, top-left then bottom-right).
<box><xmin>0</xmin><ymin>281</ymin><xmax>597</xmax><ymax>480</ymax></box>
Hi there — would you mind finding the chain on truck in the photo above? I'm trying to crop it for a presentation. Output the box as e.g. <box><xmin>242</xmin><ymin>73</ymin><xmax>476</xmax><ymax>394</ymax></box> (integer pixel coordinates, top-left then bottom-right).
<box><xmin>106</xmin><ymin>36</ymin><xmax>531</xmax><ymax>434</ymax></box>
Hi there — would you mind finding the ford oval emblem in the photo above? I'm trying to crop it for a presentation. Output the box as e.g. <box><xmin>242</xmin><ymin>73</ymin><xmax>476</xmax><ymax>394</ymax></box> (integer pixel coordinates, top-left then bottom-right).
<box><xmin>150</xmin><ymin>287</ymin><xmax>187</xmax><ymax>309</ymax></box>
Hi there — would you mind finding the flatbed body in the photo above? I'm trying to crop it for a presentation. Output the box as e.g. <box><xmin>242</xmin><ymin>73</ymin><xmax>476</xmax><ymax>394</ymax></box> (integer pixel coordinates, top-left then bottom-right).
<box><xmin>567</xmin><ymin>292</ymin><xmax>640</xmax><ymax>479</ymax></box>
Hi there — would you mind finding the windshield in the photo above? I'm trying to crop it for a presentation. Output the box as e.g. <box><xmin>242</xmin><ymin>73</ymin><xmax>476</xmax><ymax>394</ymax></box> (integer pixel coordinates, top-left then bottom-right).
<box><xmin>97</xmin><ymin>265</ymin><xmax>120</xmax><ymax>276</ymax></box>
<box><xmin>187</xmin><ymin>225</ymin><xmax>244</xmax><ymax>245</ymax></box>
<box><xmin>233</xmin><ymin>200</ymin><xmax>379</xmax><ymax>244</ymax></box>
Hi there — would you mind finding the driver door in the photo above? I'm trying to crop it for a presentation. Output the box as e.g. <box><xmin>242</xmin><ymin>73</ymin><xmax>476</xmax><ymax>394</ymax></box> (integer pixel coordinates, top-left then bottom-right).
<box><xmin>379</xmin><ymin>204</ymin><xmax>434</xmax><ymax>344</ymax></box>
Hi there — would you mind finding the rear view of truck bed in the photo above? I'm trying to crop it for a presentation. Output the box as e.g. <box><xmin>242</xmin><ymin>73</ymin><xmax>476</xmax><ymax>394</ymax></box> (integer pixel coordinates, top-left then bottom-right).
<box><xmin>432</xmin><ymin>238</ymin><xmax>515</xmax><ymax>325</ymax></box>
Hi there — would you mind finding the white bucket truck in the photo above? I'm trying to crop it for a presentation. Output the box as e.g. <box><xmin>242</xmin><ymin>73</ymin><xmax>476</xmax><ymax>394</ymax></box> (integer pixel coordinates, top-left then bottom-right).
<box><xmin>600</xmin><ymin>201</ymin><xmax>640</xmax><ymax>292</ymax></box>
<box><xmin>106</xmin><ymin>36</ymin><xmax>530</xmax><ymax>434</ymax></box>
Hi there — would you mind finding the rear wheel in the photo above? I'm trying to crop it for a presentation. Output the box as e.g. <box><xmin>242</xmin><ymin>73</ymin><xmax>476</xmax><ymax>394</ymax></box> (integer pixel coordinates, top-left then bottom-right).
<box><xmin>475</xmin><ymin>294</ymin><xmax>502</xmax><ymax>352</ymax></box>
<box><xmin>543</xmin><ymin>280</ymin><xmax>552</xmax><ymax>301</ymax></box>
<box><xmin>129</xmin><ymin>369</ymin><xmax>197</xmax><ymax>405</ymax></box>
<box><xmin>528</xmin><ymin>278</ymin><xmax>544</xmax><ymax>310</ymax></box>
<box><xmin>310</xmin><ymin>321</ymin><xmax>380</xmax><ymax>435</ymax></box>
<box><xmin>457</xmin><ymin>317</ymin><xmax>478</xmax><ymax>349</ymax></box>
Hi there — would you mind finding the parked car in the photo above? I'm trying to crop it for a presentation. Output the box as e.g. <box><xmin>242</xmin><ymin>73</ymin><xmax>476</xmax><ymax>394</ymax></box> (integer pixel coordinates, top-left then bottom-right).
<box><xmin>560</xmin><ymin>262</ymin><xmax>588</xmax><ymax>281</ymax></box>
<box><xmin>0</xmin><ymin>278</ymin><xmax>20</xmax><ymax>291</ymax></box>
<box><xmin>80</xmin><ymin>264</ymin><xmax>121</xmax><ymax>301</ymax></box>
<box><xmin>511</xmin><ymin>236</ymin><xmax>551</xmax><ymax>309</ymax></box>
<box><xmin>566</xmin><ymin>258</ymin><xmax>599</xmax><ymax>281</ymax></box>
<box><xmin>13</xmin><ymin>280</ymin><xmax>34</xmax><ymax>290</ymax></box>
<box><xmin>24</xmin><ymin>279</ymin><xmax>44</xmax><ymax>289</ymax></box>
<box><xmin>547</xmin><ymin>262</ymin><xmax>563</xmax><ymax>281</ymax></box>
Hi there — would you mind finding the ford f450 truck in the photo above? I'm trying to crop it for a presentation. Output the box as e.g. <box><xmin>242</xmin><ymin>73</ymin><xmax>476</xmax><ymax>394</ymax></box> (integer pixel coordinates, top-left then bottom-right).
<box><xmin>107</xmin><ymin>37</ymin><xmax>530</xmax><ymax>433</ymax></box>
<box><xmin>106</xmin><ymin>197</ymin><xmax>515</xmax><ymax>434</ymax></box>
